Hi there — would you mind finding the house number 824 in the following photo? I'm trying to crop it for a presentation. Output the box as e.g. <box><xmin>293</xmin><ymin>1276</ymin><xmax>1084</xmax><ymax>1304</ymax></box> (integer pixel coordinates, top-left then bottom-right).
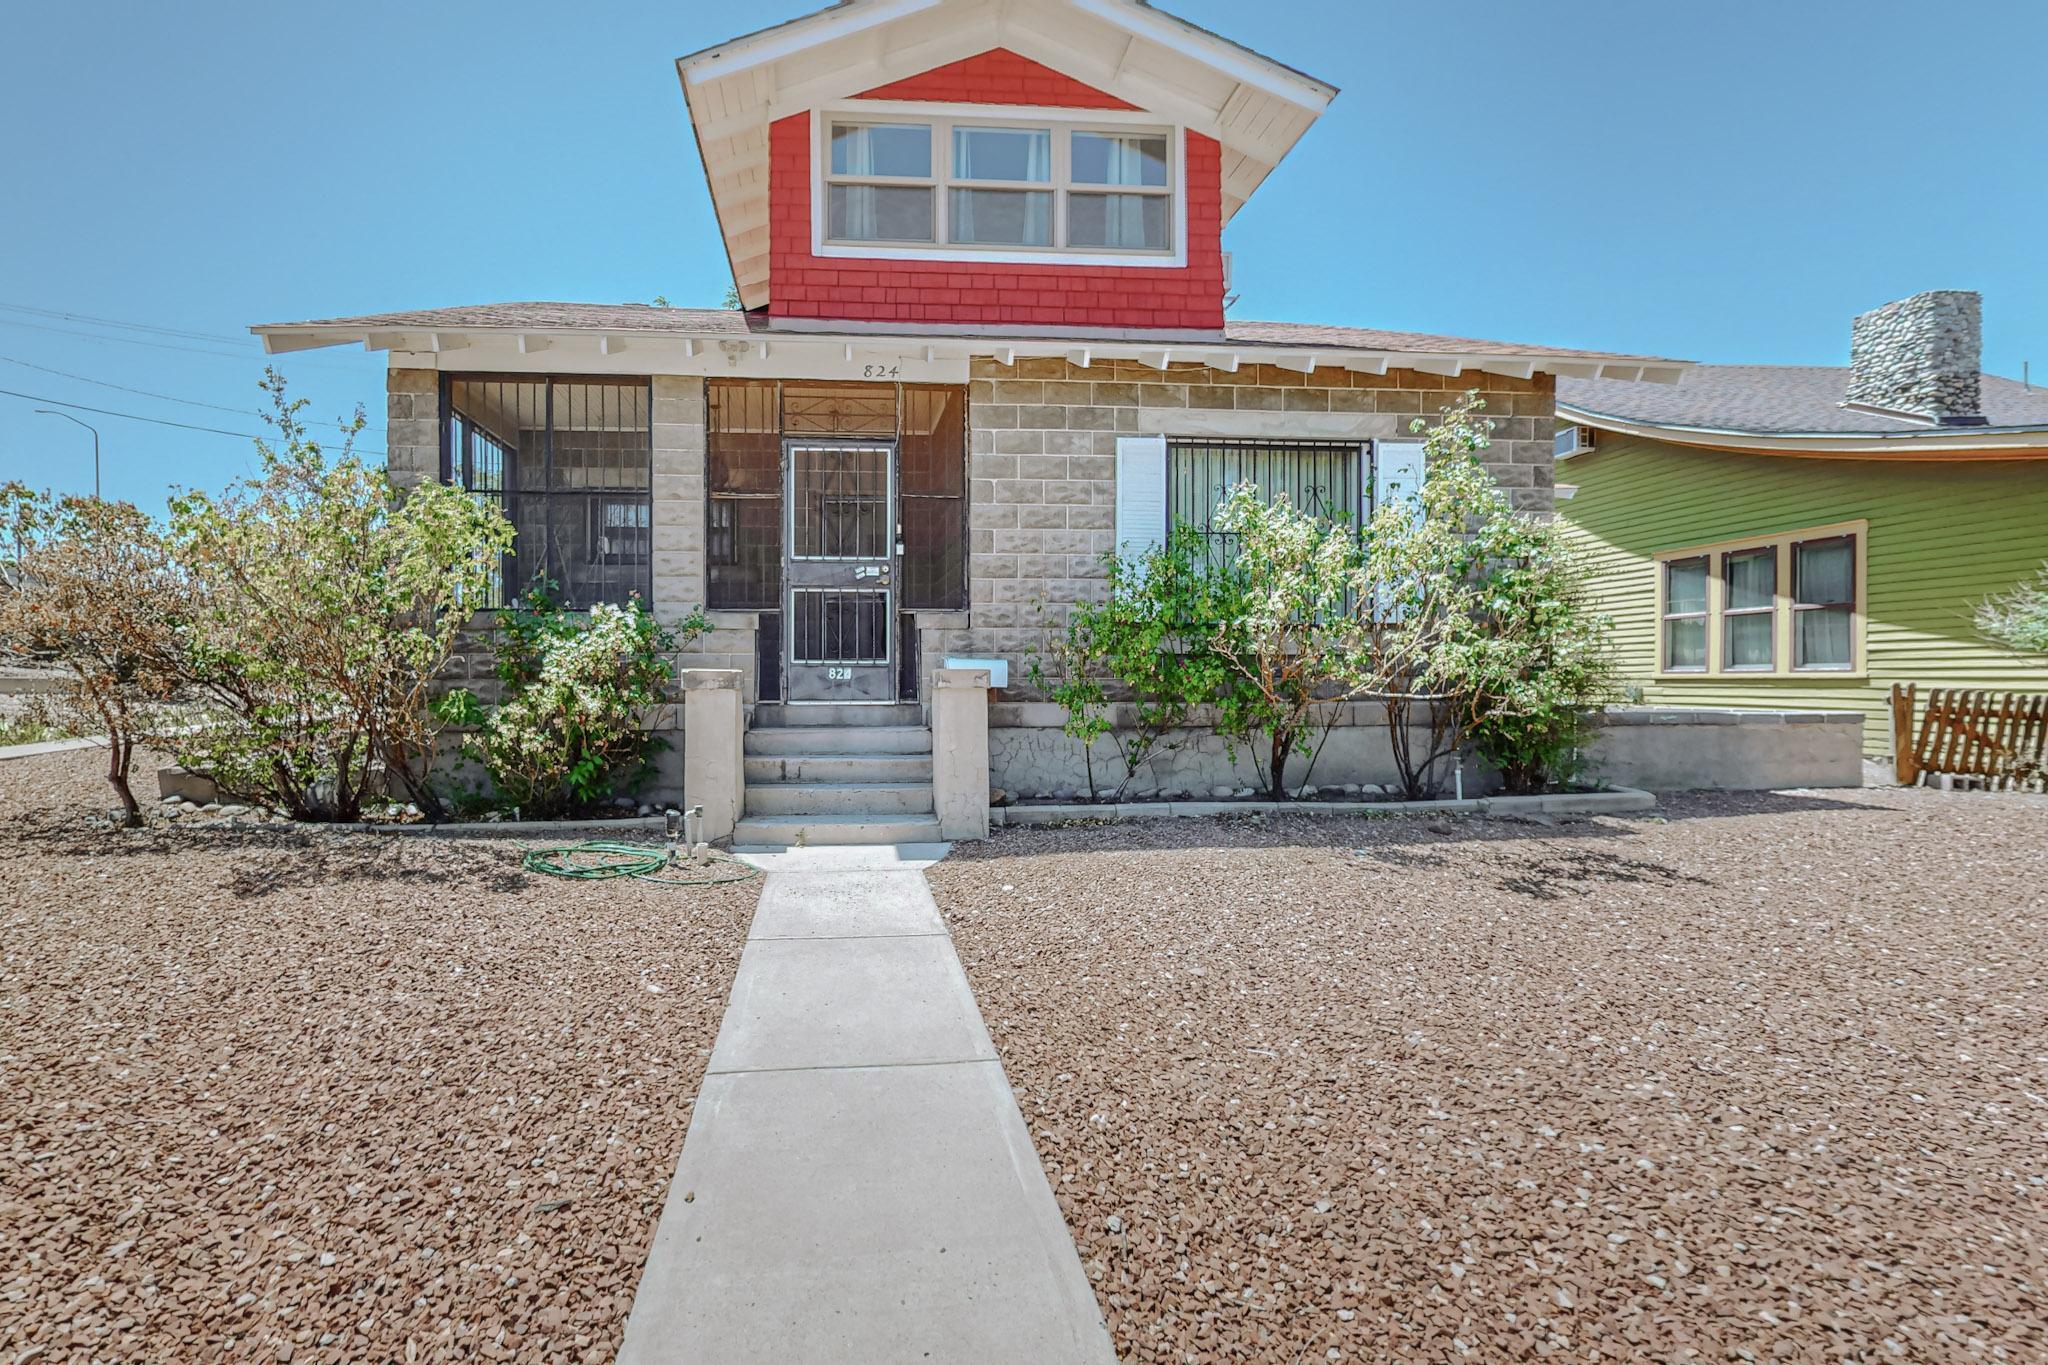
<box><xmin>862</xmin><ymin>364</ymin><xmax>901</xmax><ymax>379</ymax></box>
<box><xmin>827</xmin><ymin>666</ymin><xmax>853</xmax><ymax>680</ymax></box>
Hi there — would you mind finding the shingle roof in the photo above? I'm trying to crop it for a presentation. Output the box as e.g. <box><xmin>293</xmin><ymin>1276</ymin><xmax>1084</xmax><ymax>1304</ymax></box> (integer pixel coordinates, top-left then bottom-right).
<box><xmin>1560</xmin><ymin>364</ymin><xmax>2048</xmax><ymax>435</ymax></box>
<box><xmin>255</xmin><ymin>302</ymin><xmax>1681</xmax><ymax>365</ymax></box>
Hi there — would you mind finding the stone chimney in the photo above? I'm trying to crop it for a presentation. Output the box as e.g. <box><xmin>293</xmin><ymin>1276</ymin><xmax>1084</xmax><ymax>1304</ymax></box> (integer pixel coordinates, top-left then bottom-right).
<box><xmin>1845</xmin><ymin>290</ymin><xmax>1985</xmax><ymax>425</ymax></box>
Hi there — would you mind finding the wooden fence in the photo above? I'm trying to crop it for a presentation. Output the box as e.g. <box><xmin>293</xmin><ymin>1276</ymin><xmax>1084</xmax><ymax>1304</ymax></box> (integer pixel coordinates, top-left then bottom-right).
<box><xmin>1891</xmin><ymin>683</ymin><xmax>2048</xmax><ymax>789</ymax></box>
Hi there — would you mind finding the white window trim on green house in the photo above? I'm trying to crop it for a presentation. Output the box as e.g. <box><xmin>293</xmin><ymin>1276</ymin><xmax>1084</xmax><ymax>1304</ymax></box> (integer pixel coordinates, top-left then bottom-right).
<box><xmin>1652</xmin><ymin>521</ymin><xmax>1869</xmax><ymax>681</ymax></box>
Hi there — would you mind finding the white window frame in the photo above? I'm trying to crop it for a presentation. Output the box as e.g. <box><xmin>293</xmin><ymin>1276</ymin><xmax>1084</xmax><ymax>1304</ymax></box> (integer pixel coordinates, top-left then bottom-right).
<box><xmin>812</xmin><ymin>103</ymin><xmax>1187</xmax><ymax>268</ymax></box>
<box><xmin>1652</xmin><ymin>520</ymin><xmax>1869</xmax><ymax>680</ymax></box>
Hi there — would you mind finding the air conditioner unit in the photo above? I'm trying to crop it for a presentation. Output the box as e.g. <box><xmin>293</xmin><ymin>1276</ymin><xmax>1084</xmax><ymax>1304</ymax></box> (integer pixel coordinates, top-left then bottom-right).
<box><xmin>1553</xmin><ymin>424</ymin><xmax>1595</xmax><ymax>459</ymax></box>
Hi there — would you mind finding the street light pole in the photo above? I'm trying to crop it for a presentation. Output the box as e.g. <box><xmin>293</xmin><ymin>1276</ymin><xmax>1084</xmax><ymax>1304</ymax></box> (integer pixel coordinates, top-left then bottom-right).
<box><xmin>33</xmin><ymin>410</ymin><xmax>100</xmax><ymax>499</ymax></box>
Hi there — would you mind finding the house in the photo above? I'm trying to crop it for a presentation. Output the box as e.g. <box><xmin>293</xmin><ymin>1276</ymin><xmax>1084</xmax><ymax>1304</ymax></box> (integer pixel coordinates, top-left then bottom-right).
<box><xmin>1557</xmin><ymin>290</ymin><xmax>2048</xmax><ymax>760</ymax></box>
<box><xmin>251</xmin><ymin>0</ymin><xmax>1684</xmax><ymax>840</ymax></box>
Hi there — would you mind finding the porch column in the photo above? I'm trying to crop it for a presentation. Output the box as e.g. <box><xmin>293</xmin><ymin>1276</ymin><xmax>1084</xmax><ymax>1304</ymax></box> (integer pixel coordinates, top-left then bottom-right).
<box><xmin>931</xmin><ymin>667</ymin><xmax>992</xmax><ymax>841</ymax></box>
<box><xmin>681</xmin><ymin>668</ymin><xmax>745</xmax><ymax>843</ymax></box>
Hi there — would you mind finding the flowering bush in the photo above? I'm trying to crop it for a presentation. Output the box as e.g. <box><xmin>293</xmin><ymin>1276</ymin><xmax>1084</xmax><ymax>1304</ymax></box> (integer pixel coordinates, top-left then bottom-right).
<box><xmin>436</xmin><ymin>588</ymin><xmax>705</xmax><ymax>817</ymax></box>
<box><xmin>1978</xmin><ymin>562</ymin><xmax>2048</xmax><ymax>655</ymax></box>
<box><xmin>1053</xmin><ymin>391</ymin><xmax>1617</xmax><ymax>801</ymax></box>
<box><xmin>167</xmin><ymin>370</ymin><xmax>513</xmax><ymax>821</ymax></box>
<box><xmin>1374</xmin><ymin>393</ymin><xmax>1617</xmax><ymax>794</ymax></box>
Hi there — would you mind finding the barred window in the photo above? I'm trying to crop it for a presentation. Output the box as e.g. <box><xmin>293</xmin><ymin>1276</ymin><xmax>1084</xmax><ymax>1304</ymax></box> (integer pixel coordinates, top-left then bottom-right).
<box><xmin>1166</xmin><ymin>438</ymin><xmax>1365</xmax><ymax>567</ymax></box>
<box><xmin>443</xmin><ymin>376</ymin><xmax>651</xmax><ymax>610</ymax></box>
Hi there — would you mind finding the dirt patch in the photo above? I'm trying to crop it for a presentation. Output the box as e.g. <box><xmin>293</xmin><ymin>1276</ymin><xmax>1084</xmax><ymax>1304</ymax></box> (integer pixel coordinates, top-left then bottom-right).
<box><xmin>932</xmin><ymin>789</ymin><xmax>2048</xmax><ymax>1362</ymax></box>
<box><xmin>0</xmin><ymin>749</ymin><xmax>754</xmax><ymax>1361</ymax></box>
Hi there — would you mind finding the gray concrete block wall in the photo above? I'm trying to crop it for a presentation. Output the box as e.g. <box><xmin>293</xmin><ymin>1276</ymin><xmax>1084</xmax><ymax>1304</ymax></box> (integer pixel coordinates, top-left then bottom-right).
<box><xmin>386</xmin><ymin>368</ymin><xmax>439</xmax><ymax>489</ymax></box>
<box><xmin>651</xmin><ymin>377</ymin><xmax>759</xmax><ymax>691</ymax></box>
<box><xmin>923</xmin><ymin>356</ymin><xmax>1557</xmax><ymax>699</ymax></box>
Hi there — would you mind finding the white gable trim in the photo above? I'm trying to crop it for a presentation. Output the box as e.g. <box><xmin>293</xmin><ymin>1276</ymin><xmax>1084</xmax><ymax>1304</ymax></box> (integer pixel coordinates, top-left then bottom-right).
<box><xmin>678</xmin><ymin>0</ymin><xmax>1335</xmax><ymax>309</ymax></box>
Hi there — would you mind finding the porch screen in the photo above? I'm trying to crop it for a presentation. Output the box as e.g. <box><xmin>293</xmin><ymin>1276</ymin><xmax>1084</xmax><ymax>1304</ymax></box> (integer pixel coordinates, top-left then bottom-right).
<box><xmin>1166</xmin><ymin>438</ymin><xmax>1365</xmax><ymax>566</ymax></box>
<box><xmin>708</xmin><ymin>379</ymin><xmax>781</xmax><ymax>610</ymax></box>
<box><xmin>898</xmin><ymin>385</ymin><xmax>966</xmax><ymax>610</ymax></box>
<box><xmin>444</xmin><ymin>376</ymin><xmax>651</xmax><ymax>610</ymax></box>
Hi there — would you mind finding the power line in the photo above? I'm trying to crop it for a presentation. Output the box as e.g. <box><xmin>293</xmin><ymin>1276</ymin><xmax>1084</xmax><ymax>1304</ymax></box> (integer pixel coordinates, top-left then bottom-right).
<box><xmin>0</xmin><ymin>315</ymin><xmax>369</xmax><ymax>372</ymax></box>
<box><xmin>2</xmin><ymin>385</ymin><xmax>387</xmax><ymax>455</ymax></box>
<box><xmin>0</xmin><ymin>300</ymin><xmax>251</xmax><ymax>345</ymax></box>
<box><xmin>0</xmin><ymin>354</ymin><xmax>369</xmax><ymax>439</ymax></box>
<box><xmin>0</xmin><ymin>354</ymin><xmax>256</xmax><ymax>415</ymax></box>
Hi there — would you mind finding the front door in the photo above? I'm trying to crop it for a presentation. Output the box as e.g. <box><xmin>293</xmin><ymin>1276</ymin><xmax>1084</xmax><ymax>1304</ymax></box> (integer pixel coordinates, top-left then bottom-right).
<box><xmin>784</xmin><ymin>439</ymin><xmax>897</xmax><ymax>702</ymax></box>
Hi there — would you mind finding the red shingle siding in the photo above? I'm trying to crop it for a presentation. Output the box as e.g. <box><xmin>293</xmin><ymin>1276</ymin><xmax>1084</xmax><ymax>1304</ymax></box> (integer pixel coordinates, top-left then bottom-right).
<box><xmin>854</xmin><ymin>48</ymin><xmax>1139</xmax><ymax>110</ymax></box>
<box><xmin>767</xmin><ymin>114</ymin><xmax>1226</xmax><ymax>330</ymax></box>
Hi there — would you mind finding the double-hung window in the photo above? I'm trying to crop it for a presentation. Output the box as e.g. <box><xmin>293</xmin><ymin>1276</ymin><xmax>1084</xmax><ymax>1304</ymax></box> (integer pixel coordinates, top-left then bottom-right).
<box><xmin>1721</xmin><ymin>547</ymin><xmax>1777</xmax><ymax>670</ymax></box>
<box><xmin>825</xmin><ymin>122</ymin><xmax>936</xmax><ymax>245</ymax></box>
<box><xmin>1791</xmin><ymin>535</ymin><xmax>1856</xmax><ymax>670</ymax></box>
<box><xmin>1661</xmin><ymin>556</ymin><xmax>1709</xmax><ymax>672</ymax></box>
<box><xmin>822</xmin><ymin>115</ymin><xmax>1177</xmax><ymax>258</ymax></box>
<box><xmin>1654</xmin><ymin>523</ymin><xmax>1865</xmax><ymax>677</ymax></box>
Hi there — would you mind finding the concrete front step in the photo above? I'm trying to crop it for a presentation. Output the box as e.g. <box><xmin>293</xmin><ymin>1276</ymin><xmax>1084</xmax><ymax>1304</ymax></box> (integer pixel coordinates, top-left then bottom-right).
<box><xmin>744</xmin><ymin>725</ymin><xmax>933</xmax><ymax>757</ymax></box>
<box><xmin>744</xmin><ymin>753</ymin><xmax>934</xmax><ymax>785</ymax></box>
<box><xmin>745</xmin><ymin>781</ymin><xmax>936</xmax><ymax>817</ymax></box>
<box><xmin>751</xmin><ymin>702</ymin><xmax>925</xmax><ymax>729</ymax></box>
<box><xmin>732</xmin><ymin>813</ymin><xmax>947</xmax><ymax>847</ymax></box>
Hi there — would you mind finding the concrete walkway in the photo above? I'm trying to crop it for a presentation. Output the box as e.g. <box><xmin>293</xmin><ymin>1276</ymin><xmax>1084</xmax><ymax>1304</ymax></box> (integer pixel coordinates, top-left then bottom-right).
<box><xmin>618</xmin><ymin>846</ymin><xmax>1115</xmax><ymax>1365</ymax></box>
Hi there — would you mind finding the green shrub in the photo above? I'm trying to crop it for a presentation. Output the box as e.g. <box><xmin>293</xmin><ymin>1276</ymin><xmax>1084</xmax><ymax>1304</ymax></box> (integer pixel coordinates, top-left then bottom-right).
<box><xmin>1030</xmin><ymin>529</ymin><xmax>1232</xmax><ymax>800</ymax></box>
<box><xmin>436</xmin><ymin>587</ymin><xmax>705</xmax><ymax>817</ymax></box>
<box><xmin>166</xmin><ymin>370</ymin><xmax>514</xmax><ymax>821</ymax></box>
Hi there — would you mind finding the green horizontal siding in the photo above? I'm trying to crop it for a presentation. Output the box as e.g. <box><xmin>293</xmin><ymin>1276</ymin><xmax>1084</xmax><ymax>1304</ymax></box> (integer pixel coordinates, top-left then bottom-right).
<box><xmin>1560</xmin><ymin>436</ymin><xmax>2048</xmax><ymax>755</ymax></box>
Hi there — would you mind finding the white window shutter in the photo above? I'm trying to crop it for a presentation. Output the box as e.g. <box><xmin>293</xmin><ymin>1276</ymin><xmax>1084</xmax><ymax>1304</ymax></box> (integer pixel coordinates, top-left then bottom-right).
<box><xmin>1115</xmin><ymin>434</ymin><xmax>1168</xmax><ymax>557</ymax></box>
<box><xmin>1373</xmin><ymin>439</ymin><xmax>1427</xmax><ymax>527</ymax></box>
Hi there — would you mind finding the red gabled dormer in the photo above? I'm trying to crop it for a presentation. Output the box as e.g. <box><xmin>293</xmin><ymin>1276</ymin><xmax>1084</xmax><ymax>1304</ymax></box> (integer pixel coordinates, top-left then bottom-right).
<box><xmin>678</xmin><ymin>0</ymin><xmax>1336</xmax><ymax>332</ymax></box>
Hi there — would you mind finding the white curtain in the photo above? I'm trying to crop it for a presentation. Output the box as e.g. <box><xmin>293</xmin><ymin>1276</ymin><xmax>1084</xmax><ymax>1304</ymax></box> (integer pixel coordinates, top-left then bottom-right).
<box><xmin>953</xmin><ymin>127</ymin><xmax>1049</xmax><ymax>181</ymax></box>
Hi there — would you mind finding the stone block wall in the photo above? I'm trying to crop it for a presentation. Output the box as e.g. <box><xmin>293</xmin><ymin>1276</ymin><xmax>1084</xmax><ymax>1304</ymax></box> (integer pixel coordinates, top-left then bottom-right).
<box><xmin>920</xmin><ymin>356</ymin><xmax>1557</xmax><ymax>698</ymax></box>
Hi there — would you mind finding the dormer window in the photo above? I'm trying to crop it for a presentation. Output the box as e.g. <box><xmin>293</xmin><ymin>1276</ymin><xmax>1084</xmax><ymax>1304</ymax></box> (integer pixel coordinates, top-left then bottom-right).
<box><xmin>817</xmin><ymin>112</ymin><xmax>1181</xmax><ymax>263</ymax></box>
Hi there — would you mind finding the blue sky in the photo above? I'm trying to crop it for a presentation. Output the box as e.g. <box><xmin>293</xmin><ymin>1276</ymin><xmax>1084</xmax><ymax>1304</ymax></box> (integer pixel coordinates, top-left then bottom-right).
<box><xmin>3</xmin><ymin>0</ymin><xmax>2043</xmax><ymax>509</ymax></box>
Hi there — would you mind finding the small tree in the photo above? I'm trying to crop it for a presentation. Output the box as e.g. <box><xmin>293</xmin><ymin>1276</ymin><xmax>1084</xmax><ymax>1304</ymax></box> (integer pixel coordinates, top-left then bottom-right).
<box><xmin>0</xmin><ymin>486</ymin><xmax>188</xmax><ymax>824</ymax></box>
<box><xmin>436</xmin><ymin>586</ymin><xmax>706</xmax><ymax>817</ymax></box>
<box><xmin>1978</xmin><ymin>562</ymin><xmax>2048</xmax><ymax>655</ymax></box>
<box><xmin>167</xmin><ymin>370</ymin><xmax>513</xmax><ymax>820</ymax></box>
<box><xmin>1207</xmin><ymin>489</ymin><xmax>1372</xmax><ymax>799</ymax></box>
<box><xmin>1373</xmin><ymin>393</ymin><xmax>1617</xmax><ymax>795</ymax></box>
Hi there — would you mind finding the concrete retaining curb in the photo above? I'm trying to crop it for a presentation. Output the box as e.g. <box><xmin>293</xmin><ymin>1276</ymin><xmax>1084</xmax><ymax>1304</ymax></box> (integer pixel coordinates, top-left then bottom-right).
<box><xmin>356</xmin><ymin>814</ymin><xmax>670</xmax><ymax>838</ymax></box>
<box><xmin>993</xmin><ymin>787</ymin><xmax>1658</xmax><ymax>827</ymax></box>
<box><xmin>0</xmin><ymin>736</ymin><xmax>106</xmax><ymax>762</ymax></box>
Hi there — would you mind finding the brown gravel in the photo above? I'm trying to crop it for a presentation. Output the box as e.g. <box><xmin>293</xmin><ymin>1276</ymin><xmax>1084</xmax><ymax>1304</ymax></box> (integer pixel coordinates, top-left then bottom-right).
<box><xmin>0</xmin><ymin>749</ymin><xmax>755</xmax><ymax>1361</ymax></box>
<box><xmin>932</xmin><ymin>789</ymin><xmax>2048</xmax><ymax>1362</ymax></box>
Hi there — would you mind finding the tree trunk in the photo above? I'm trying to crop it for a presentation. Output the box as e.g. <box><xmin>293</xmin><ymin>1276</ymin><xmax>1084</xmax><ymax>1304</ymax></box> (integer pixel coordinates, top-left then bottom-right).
<box><xmin>107</xmin><ymin>733</ymin><xmax>141</xmax><ymax>828</ymax></box>
<box><xmin>1266</xmin><ymin>726</ymin><xmax>1296</xmax><ymax>801</ymax></box>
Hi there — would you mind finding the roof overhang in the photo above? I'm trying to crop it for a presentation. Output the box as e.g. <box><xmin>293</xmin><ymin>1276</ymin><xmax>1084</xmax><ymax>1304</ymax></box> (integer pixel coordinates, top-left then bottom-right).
<box><xmin>1559</xmin><ymin>403</ymin><xmax>2048</xmax><ymax>460</ymax></box>
<box><xmin>677</xmin><ymin>0</ymin><xmax>1338</xmax><ymax>310</ymax></box>
<box><xmin>254</xmin><ymin>320</ymin><xmax>1677</xmax><ymax>386</ymax></box>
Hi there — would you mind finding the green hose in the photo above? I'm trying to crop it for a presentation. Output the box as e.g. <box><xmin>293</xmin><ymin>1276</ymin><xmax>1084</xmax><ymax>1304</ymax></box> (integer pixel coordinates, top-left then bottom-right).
<box><xmin>521</xmin><ymin>839</ymin><xmax>757</xmax><ymax>887</ymax></box>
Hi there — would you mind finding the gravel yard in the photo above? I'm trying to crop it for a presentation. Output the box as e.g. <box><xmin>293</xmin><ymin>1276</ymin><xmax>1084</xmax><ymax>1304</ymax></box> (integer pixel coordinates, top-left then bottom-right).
<box><xmin>932</xmin><ymin>789</ymin><xmax>2048</xmax><ymax>1362</ymax></box>
<box><xmin>0</xmin><ymin>749</ymin><xmax>755</xmax><ymax>1361</ymax></box>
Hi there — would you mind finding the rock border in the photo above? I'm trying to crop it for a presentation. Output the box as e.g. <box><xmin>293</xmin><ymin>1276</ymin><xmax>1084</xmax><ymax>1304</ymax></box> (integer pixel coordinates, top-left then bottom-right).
<box><xmin>993</xmin><ymin>787</ymin><xmax>1658</xmax><ymax>826</ymax></box>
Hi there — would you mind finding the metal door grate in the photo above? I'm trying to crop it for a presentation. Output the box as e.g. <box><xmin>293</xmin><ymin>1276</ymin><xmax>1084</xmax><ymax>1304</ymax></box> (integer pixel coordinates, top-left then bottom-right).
<box><xmin>790</xmin><ymin>445</ymin><xmax>890</xmax><ymax>561</ymax></box>
<box><xmin>789</xmin><ymin>588</ymin><xmax>891</xmax><ymax>665</ymax></box>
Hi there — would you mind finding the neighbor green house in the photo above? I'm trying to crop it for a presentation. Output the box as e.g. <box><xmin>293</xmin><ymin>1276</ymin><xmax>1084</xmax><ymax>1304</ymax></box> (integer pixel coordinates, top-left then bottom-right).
<box><xmin>1557</xmin><ymin>291</ymin><xmax>2048</xmax><ymax>758</ymax></box>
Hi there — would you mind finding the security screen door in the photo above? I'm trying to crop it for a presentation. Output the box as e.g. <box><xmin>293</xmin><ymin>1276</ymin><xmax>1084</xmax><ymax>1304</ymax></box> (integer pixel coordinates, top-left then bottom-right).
<box><xmin>783</xmin><ymin>439</ymin><xmax>898</xmax><ymax>701</ymax></box>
